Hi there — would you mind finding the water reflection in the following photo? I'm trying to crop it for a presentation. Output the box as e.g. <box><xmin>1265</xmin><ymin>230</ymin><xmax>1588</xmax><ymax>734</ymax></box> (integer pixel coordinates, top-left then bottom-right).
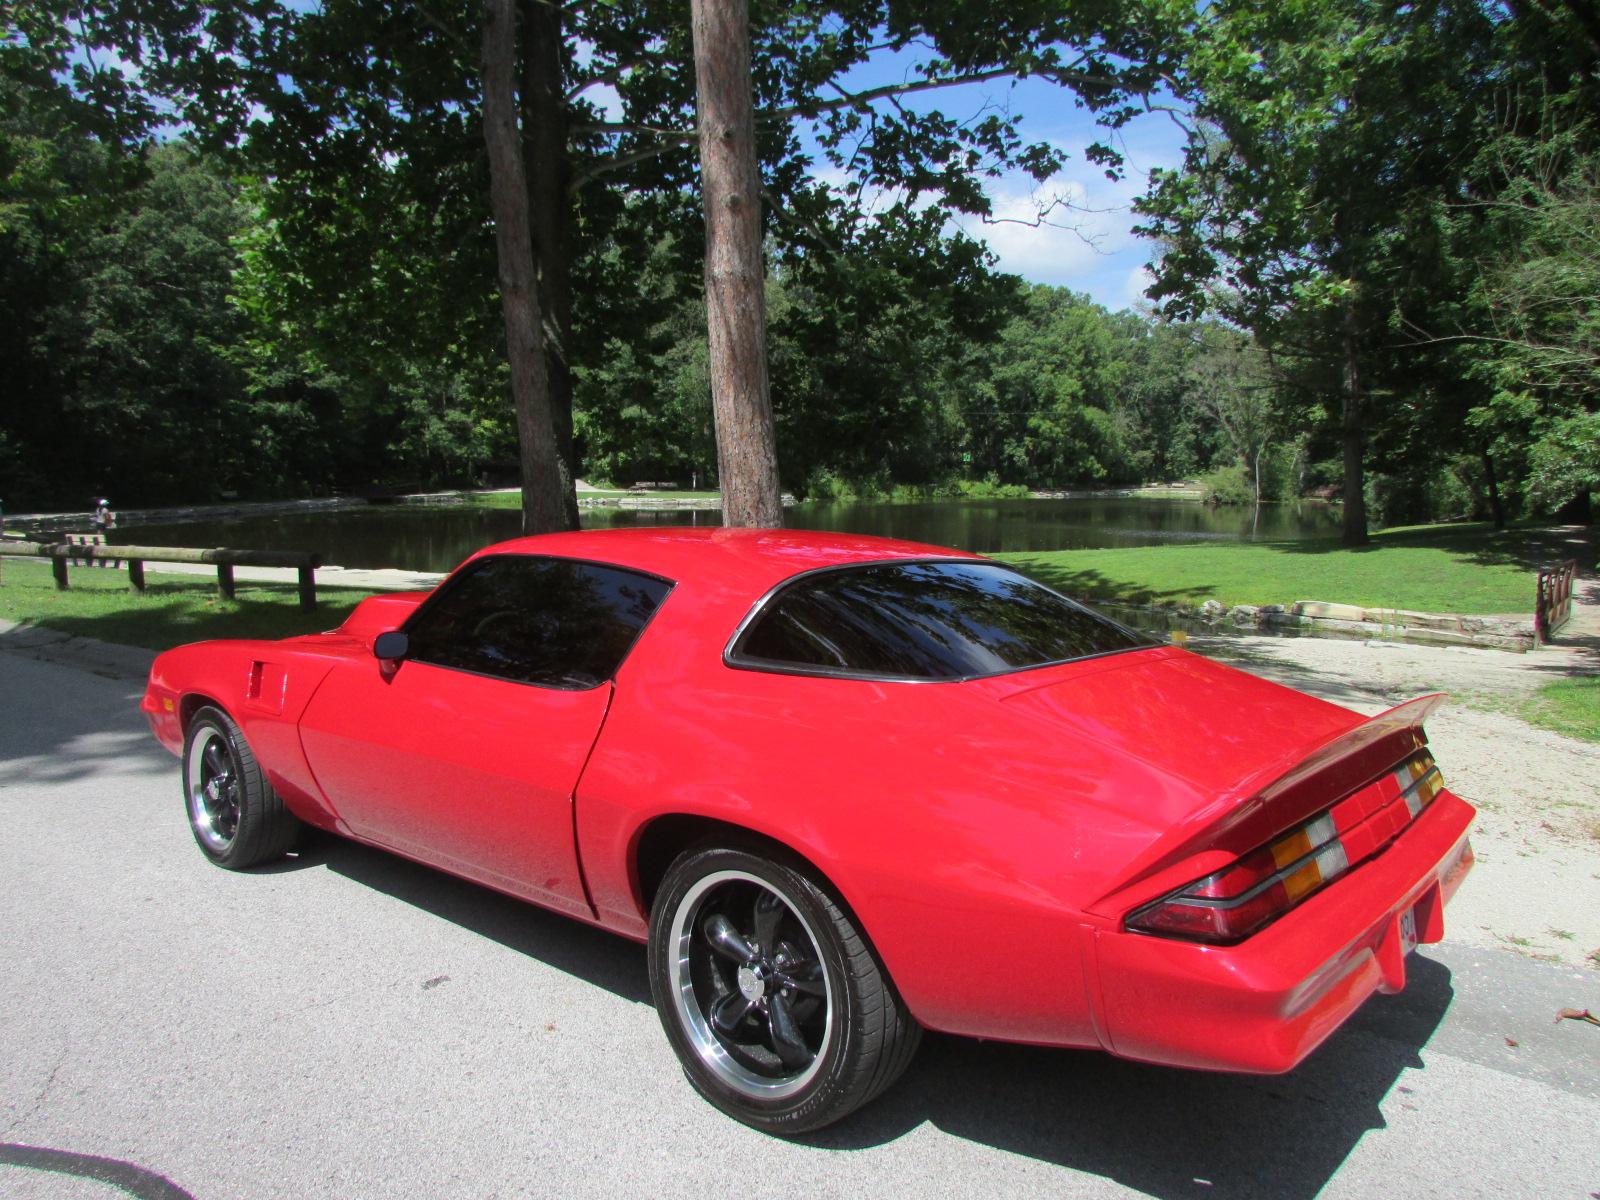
<box><xmin>115</xmin><ymin>496</ymin><xmax>1340</xmax><ymax>575</ymax></box>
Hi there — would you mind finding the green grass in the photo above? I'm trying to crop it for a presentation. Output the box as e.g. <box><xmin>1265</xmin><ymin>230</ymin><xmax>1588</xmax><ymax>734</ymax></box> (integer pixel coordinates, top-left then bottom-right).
<box><xmin>998</xmin><ymin>522</ymin><xmax>1577</xmax><ymax>615</ymax></box>
<box><xmin>1520</xmin><ymin>676</ymin><xmax>1600</xmax><ymax>744</ymax></box>
<box><xmin>0</xmin><ymin>560</ymin><xmax>372</xmax><ymax>651</ymax></box>
<box><xmin>468</xmin><ymin>488</ymin><xmax>722</xmax><ymax>508</ymax></box>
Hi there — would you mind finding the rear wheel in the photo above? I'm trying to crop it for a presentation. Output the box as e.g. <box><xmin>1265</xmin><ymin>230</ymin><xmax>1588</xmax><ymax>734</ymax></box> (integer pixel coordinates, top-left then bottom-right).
<box><xmin>182</xmin><ymin>706</ymin><xmax>300</xmax><ymax>869</ymax></box>
<box><xmin>648</xmin><ymin>844</ymin><xmax>920</xmax><ymax>1133</ymax></box>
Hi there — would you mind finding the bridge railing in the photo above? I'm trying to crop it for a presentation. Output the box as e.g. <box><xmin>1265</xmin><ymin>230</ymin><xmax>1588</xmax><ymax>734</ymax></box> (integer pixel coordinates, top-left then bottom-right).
<box><xmin>1535</xmin><ymin>558</ymin><xmax>1576</xmax><ymax>643</ymax></box>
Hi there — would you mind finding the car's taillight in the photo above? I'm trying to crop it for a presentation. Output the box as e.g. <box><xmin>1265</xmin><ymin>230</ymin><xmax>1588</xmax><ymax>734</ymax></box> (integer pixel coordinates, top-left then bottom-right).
<box><xmin>1126</xmin><ymin>750</ymin><xmax>1442</xmax><ymax>944</ymax></box>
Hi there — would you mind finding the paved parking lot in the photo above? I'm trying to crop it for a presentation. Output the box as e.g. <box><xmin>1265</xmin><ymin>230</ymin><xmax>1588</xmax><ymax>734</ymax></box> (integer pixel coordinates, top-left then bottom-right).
<box><xmin>2</xmin><ymin>647</ymin><xmax>1597</xmax><ymax>1199</ymax></box>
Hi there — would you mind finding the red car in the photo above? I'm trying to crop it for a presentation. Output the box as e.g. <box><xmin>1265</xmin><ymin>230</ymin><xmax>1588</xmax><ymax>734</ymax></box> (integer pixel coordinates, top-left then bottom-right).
<box><xmin>141</xmin><ymin>528</ymin><xmax>1474</xmax><ymax>1132</ymax></box>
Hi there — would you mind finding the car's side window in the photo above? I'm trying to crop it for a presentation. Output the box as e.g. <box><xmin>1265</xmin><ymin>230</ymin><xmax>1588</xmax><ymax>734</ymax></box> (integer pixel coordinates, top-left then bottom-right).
<box><xmin>403</xmin><ymin>556</ymin><xmax>672</xmax><ymax>689</ymax></box>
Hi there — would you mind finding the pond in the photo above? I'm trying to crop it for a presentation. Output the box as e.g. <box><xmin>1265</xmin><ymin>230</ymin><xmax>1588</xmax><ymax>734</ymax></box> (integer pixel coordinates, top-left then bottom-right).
<box><xmin>115</xmin><ymin>495</ymin><xmax>1341</xmax><ymax>575</ymax></box>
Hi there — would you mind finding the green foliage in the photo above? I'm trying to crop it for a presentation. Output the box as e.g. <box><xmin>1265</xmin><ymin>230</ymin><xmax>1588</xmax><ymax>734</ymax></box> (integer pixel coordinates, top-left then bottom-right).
<box><xmin>953</xmin><ymin>478</ymin><xmax>1033</xmax><ymax>500</ymax></box>
<box><xmin>1367</xmin><ymin>463</ymin><xmax>1479</xmax><ymax>528</ymax></box>
<box><xmin>6</xmin><ymin>0</ymin><xmax>1595</xmax><ymax>530</ymax></box>
<box><xmin>1525</xmin><ymin>412</ymin><xmax>1600</xmax><ymax>515</ymax></box>
<box><xmin>1198</xmin><ymin>464</ymin><xmax>1256</xmax><ymax>507</ymax></box>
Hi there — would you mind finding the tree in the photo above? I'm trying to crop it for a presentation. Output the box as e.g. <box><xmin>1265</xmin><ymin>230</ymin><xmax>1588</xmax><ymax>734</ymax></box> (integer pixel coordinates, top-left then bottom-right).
<box><xmin>691</xmin><ymin>0</ymin><xmax>781</xmax><ymax>527</ymax></box>
<box><xmin>1186</xmin><ymin>323</ymin><xmax>1277</xmax><ymax>507</ymax></box>
<box><xmin>151</xmin><ymin>0</ymin><xmax>1182</xmax><ymax>515</ymax></box>
<box><xmin>480</xmin><ymin>0</ymin><xmax>571</xmax><ymax>533</ymax></box>
<box><xmin>1137</xmin><ymin>0</ymin><xmax>1498</xmax><ymax>545</ymax></box>
<box><xmin>1464</xmin><ymin>130</ymin><xmax>1600</xmax><ymax>517</ymax></box>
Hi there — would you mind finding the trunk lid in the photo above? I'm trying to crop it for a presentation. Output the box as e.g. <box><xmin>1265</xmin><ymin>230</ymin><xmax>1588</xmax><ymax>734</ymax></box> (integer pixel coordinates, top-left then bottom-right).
<box><xmin>982</xmin><ymin>647</ymin><xmax>1444</xmax><ymax>907</ymax></box>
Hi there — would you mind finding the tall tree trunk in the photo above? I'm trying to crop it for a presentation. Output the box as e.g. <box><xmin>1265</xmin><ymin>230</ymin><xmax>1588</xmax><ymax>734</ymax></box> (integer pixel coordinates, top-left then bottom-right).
<box><xmin>481</xmin><ymin>0</ymin><xmax>571</xmax><ymax>534</ymax></box>
<box><xmin>520</xmin><ymin>0</ymin><xmax>579</xmax><ymax>528</ymax></box>
<box><xmin>691</xmin><ymin>0</ymin><xmax>783</xmax><ymax>528</ymax></box>
<box><xmin>1340</xmin><ymin>305</ymin><xmax>1369</xmax><ymax>547</ymax></box>
<box><xmin>1481</xmin><ymin>448</ymin><xmax>1506</xmax><ymax>530</ymax></box>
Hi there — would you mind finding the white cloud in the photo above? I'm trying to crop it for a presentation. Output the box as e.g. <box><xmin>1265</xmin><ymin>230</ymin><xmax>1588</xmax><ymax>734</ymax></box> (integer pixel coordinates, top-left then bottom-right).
<box><xmin>794</xmin><ymin>88</ymin><xmax>1190</xmax><ymax>310</ymax></box>
<box><xmin>951</xmin><ymin>160</ymin><xmax>1156</xmax><ymax>291</ymax></box>
<box><xmin>1121</xmin><ymin>263</ymin><xmax>1158</xmax><ymax>311</ymax></box>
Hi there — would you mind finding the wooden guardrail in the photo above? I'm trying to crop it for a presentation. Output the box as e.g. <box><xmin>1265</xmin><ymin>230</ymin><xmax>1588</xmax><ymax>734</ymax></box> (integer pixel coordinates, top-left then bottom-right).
<box><xmin>0</xmin><ymin>542</ymin><xmax>324</xmax><ymax>610</ymax></box>
<box><xmin>1536</xmin><ymin>558</ymin><xmax>1577</xmax><ymax>643</ymax></box>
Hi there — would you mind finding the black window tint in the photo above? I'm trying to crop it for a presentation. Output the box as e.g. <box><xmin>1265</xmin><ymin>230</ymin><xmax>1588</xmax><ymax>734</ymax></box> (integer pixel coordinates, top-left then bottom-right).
<box><xmin>405</xmin><ymin>557</ymin><xmax>671</xmax><ymax>688</ymax></box>
<box><xmin>733</xmin><ymin>561</ymin><xmax>1147</xmax><ymax>680</ymax></box>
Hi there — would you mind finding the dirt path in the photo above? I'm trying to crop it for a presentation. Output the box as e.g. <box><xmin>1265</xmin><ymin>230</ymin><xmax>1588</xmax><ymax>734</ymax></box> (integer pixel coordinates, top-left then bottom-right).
<box><xmin>1199</xmin><ymin>631</ymin><xmax>1600</xmax><ymax>971</ymax></box>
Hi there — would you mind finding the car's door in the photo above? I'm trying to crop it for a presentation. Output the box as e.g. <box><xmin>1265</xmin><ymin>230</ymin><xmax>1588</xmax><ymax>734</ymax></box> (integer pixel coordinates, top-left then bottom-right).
<box><xmin>298</xmin><ymin>555</ymin><xmax>672</xmax><ymax>916</ymax></box>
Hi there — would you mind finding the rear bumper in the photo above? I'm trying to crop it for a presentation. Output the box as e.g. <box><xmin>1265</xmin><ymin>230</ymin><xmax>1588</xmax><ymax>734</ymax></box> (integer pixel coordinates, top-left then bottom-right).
<box><xmin>1089</xmin><ymin>788</ymin><xmax>1474</xmax><ymax>1073</ymax></box>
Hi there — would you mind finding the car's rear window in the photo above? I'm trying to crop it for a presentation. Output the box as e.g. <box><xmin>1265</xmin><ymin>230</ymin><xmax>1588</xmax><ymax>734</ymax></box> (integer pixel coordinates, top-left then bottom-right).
<box><xmin>728</xmin><ymin>560</ymin><xmax>1149</xmax><ymax>681</ymax></box>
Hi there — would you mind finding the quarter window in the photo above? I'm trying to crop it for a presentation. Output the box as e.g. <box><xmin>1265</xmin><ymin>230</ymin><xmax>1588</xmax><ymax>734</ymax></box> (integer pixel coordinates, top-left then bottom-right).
<box><xmin>404</xmin><ymin>556</ymin><xmax>672</xmax><ymax>689</ymax></box>
<box><xmin>730</xmin><ymin>560</ymin><xmax>1148</xmax><ymax>680</ymax></box>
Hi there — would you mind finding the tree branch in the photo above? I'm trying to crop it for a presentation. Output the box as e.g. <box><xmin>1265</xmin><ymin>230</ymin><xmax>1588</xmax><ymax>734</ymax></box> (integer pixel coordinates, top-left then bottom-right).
<box><xmin>761</xmin><ymin>186</ymin><xmax>842</xmax><ymax>255</ymax></box>
<box><xmin>762</xmin><ymin>65</ymin><xmax>1076</xmax><ymax>124</ymax></box>
<box><xmin>567</xmin><ymin>134</ymin><xmax>696</xmax><ymax>192</ymax></box>
<box><xmin>571</xmin><ymin>120</ymin><xmax>693</xmax><ymax>138</ymax></box>
<box><xmin>414</xmin><ymin>2</ymin><xmax>472</xmax><ymax>56</ymax></box>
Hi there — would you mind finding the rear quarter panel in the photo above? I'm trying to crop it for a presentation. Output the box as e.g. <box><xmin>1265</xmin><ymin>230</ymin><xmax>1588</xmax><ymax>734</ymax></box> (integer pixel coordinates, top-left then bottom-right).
<box><xmin>574</xmin><ymin>586</ymin><xmax>1317</xmax><ymax>1046</ymax></box>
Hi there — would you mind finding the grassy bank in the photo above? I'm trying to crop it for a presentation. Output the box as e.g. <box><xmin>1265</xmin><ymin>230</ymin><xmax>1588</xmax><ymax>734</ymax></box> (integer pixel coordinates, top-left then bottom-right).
<box><xmin>468</xmin><ymin>488</ymin><xmax>722</xmax><ymax>508</ymax></box>
<box><xmin>998</xmin><ymin>522</ymin><xmax>1573</xmax><ymax>615</ymax></box>
<box><xmin>1521</xmin><ymin>677</ymin><xmax>1600</xmax><ymax>743</ymax></box>
<box><xmin>0</xmin><ymin>561</ymin><xmax>371</xmax><ymax>651</ymax></box>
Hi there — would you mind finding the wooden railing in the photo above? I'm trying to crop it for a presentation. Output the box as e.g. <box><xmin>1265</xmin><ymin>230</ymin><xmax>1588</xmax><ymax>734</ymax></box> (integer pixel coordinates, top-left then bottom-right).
<box><xmin>1536</xmin><ymin>558</ymin><xmax>1576</xmax><ymax>643</ymax></box>
<box><xmin>0</xmin><ymin>541</ymin><xmax>324</xmax><ymax>610</ymax></box>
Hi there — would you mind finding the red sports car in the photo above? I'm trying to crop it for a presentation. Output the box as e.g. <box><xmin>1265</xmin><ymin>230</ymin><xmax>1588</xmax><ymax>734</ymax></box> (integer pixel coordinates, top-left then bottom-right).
<box><xmin>141</xmin><ymin>528</ymin><xmax>1474</xmax><ymax>1132</ymax></box>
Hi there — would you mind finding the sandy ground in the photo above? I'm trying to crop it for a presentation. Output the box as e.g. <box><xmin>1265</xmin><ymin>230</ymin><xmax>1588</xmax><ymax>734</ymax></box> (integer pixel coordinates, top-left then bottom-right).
<box><xmin>1197</xmin><ymin>632</ymin><xmax>1600</xmax><ymax>971</ymax></box>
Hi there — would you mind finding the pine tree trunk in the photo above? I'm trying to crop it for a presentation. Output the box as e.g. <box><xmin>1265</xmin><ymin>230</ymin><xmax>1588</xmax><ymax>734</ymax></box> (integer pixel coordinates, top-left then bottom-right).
<box><xmin>520</xmin><ymin>0</ymin><xmax>579</xmax><ymax>528</ymax></box>
<box><xmin>691</xmin><ymin>0</ymin><xmax>783</xmax><ymax>528</ymax></box>
<box><xmin>481</xmin><ymin>0</ymin><xmax>571</xmax><ymax>534</ymax></box>
<box><xmin>1340</xmin><ymin>307</ymin><xmax>1369</xmax><ymax>547</ymax></box>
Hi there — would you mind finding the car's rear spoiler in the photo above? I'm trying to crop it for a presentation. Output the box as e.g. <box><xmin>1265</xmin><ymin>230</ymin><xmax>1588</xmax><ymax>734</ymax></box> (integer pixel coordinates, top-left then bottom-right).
<box><xmin>1090</xmin><ymin>694</ymin><xmax>1447</xmax><ymax>914</ymax></box>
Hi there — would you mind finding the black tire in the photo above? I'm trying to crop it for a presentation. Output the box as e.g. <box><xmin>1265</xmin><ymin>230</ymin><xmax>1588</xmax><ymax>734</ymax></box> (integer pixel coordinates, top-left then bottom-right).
<box><xmin>647</xmin><ymin>843</ymin><xmax>921</xmax><ymax>1133</ymax></box>
<box><xmin>181</xmin><ymin>705</ymin><xmax>301</xmax><ymax>869</ymax></box>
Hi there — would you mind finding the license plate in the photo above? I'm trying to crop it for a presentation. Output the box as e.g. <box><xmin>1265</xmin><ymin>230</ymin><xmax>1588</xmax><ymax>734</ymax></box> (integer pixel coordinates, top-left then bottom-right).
<box><xmin>1398</xmin><ymin>906</ymin><xmax>1418</xmax><ymax>956</ymax></box>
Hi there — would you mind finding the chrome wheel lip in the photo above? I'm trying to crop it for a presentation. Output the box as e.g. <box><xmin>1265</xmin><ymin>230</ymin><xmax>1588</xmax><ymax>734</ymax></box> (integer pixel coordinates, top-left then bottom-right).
<box><xmin>186</xmin><ymin>726</ymin><xmax>238</xmax><ymax>854</ymax></box>
<box><xmin>669</xmin><ymin>868</ymin><xmax>834</xmax><ymax>1101</ymax></box>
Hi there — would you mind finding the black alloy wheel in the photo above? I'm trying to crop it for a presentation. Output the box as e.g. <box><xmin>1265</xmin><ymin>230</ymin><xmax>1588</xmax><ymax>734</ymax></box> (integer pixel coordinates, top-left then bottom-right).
<box><xmin>648</xmin><ymin>844</ymin><xmax>920</xmax><ymax>1133</ymax></box>
<box><xmin>181</xmin><ymin>706</ymin><xmax>301</xmax><ymax>869</ymax></box>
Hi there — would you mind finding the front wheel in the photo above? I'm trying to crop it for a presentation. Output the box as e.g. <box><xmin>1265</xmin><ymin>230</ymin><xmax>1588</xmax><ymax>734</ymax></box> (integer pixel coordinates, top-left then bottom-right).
<box><xmin>182</xmin><ymin>706</ymin><xmax>301</xmax><ymax>869</ymax></box>
<box><xmin>647</xmin><ymin>844</ymin><xmax>920</xmax><ymax>1133</ymax></box>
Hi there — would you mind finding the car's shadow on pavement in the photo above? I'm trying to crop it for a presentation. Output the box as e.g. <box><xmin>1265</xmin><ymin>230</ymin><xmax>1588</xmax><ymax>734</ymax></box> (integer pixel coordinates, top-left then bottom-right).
<box><xmin>809</xmin><ymin>956</ymin><xmax>1453</xmax><ymax>1199</ymax></box>
<box><xmin>280</xmin><ymin>830</ymin><xmax>653</xmax><ymax>1004</ymax></box>
<box><xmin>277</xmin><ymin>831</ymin><xmax>1452</xmax><ymax>1198</ymax></box>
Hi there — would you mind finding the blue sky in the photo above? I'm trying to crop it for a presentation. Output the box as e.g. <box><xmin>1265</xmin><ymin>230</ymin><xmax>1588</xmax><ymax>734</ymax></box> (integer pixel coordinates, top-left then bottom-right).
<box><xmin>811</xmin><ymin>56</ymin><xmax>1191</xmax><ymax>313</ymax></box>
<box><xmin>927</xmin><ymin>77</ymin><xmax>1188</xmax><ymax>312</ymax></box>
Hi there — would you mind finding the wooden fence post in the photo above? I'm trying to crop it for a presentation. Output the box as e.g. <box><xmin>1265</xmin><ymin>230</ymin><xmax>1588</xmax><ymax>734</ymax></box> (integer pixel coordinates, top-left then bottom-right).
<box><xmin>128</xmin><ymin>559</ymin><xmax>145</xmax><ymax>592</ymax></box>
<box><xmin>51</xmin><ymin>548</ymin><xmax>68</xmax><ymax>590</ymax></box>
<box><xmin>297</xmin><ymin>565</ymin><xmax>317</xmax><ymax>611</ymax></box>
<box><xmin>217</xmin><ymin>563</ymin><xmax>235</xmax><ymax>600</ymax></box>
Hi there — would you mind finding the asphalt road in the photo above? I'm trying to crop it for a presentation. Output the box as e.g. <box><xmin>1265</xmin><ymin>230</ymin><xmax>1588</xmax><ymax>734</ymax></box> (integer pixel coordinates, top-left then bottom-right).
<box><xmin>2</xmin><ymin>647</ymin><xmax>1598</xmax><ymax>1200</ymax></box>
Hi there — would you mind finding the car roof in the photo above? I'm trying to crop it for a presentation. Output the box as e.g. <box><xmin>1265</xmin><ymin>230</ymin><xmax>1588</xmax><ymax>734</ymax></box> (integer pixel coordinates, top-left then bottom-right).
<box><xmin>469</xmin><ymin>526</ymin><xmax>981</xmax><ymax>602</ymax></box>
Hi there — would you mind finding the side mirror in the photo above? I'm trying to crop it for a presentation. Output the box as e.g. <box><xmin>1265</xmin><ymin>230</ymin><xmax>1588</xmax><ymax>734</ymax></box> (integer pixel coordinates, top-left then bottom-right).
<box><xmin>373</xmin><ymin>630</ymin><xmax>409</xmax><ymax>662</ymax></box>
